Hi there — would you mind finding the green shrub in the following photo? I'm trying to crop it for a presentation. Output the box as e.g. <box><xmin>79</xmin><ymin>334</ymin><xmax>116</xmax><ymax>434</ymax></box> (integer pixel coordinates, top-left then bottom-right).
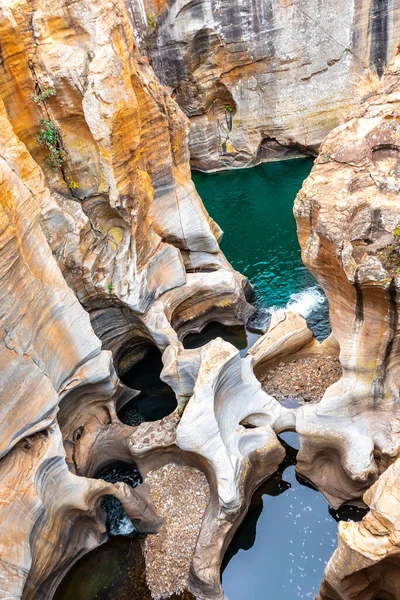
<box><xmin>32</xmin><ymin>88</ymin><xmax>57</xmax><ymax>103</ymax></box>
<box><xmin>107</xmin><ymin>283</ymin><xmax>113</xmax><ymax>294</ymax></box>
<box><xmin>225</xmin><ymin>104</ymin><xmax>233</xmax><ymax>113</ymax></box>
<box><xmin>393</xmin><ymin>224</ymin><xmax>400</xmax><ymax>238</ymax></box>
<box><xmin>35</xmin><ymin>118</ymin><xmax>63</xmax><ymax>171</ymax></box>
<box><xmin>147</xmin><ymin>13</ymin><xmax>157</xmax><ymax>28</ymax></box>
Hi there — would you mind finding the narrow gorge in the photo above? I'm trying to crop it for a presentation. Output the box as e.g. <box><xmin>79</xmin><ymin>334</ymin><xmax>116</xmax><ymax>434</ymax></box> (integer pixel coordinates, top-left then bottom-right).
<box><xmin>1</xmin><ymin>1</ymin><xmax>400</xmax><ymax>600</ymax></box>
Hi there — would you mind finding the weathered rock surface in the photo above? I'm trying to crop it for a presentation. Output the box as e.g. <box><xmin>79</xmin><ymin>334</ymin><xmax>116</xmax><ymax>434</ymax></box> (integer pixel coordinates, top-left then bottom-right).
<box><xmin>0</xmin><ymin>0</ymin><xmax>253</xmax><ymax>596</ymax></box>
<box><xmin>319</xmin><ymin>456</ymin><xmax>400</xmax><ymax>600</ymax></box>
<box><xmin>294</xmin><ymin>49</ymin><xmax>400</xmax><ymax>509</ymax></box>
<box><xmin>287</xmin><ymin>44</ymin><xmax>400</xmax><ymax>600</ymax></box>
<box><xmin>135</xmin><ymin>0</ymin><xmax>400</xmax><ymax>171</ymax></box>
<box><xmin>4</xmin><ymin>0</ymin><xmax>400</xmax><ymax>599</ymax></box>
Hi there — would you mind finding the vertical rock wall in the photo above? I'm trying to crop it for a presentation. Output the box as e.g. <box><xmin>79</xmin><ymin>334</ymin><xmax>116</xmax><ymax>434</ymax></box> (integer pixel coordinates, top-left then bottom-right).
<box><xmin>137</xmin><ymin>0</ymin><xmax>400</xmax><ymax>171</ymax></box>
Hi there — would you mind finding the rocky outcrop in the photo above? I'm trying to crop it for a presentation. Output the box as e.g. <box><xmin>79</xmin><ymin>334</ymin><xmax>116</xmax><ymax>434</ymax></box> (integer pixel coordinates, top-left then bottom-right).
<box><xmin>248</xmin><ymin>310</ymin><xmax>339</xmax><ymax>377</ymax></box>
<box><xmin>0</xmin><ymin>90</ymin><xmax>163</xmax><ymax>599</ymax></box>
<box><xmin>135</xmin><ymin>0</ymin><xmax>400</xmax><ymax>171</ymax></box>
<box><xmin>294</xmin><ymin>48</ymin><xmax>400</xmax><ymax>509</ymax></box>
<box><xmin>0</xmin><ymin>0</ymin><xmax>253</xmax><ymax>596</ymax></box>
<box><xmin>319</xmin><ymin>457</ymin><xmax>400</xmax><ymax>600</ymax></box>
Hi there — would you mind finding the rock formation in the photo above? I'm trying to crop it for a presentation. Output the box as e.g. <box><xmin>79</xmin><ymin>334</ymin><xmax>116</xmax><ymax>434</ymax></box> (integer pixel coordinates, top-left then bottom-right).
<box><xmin>293</xmin><ymin>47</ymin><xmax>400</xmax><ymax>510</ymax></box>
<box><xmin>132</xmin><ymin>0</ymin><xmax>400</xmax><ymax>171</ymax></box>
<box><xmin>319</xmin><ymin>457</ymin><xmax>400</xmax><ymax>600</ymax></box>
<box><xmin>3</xmin><ymin>0</ymin><xmax>400</xmax><ymax>598</ymax></box>
<box><xmin>0</xmin><ymin>0</ymin><xmax>253</xmax><ymax>597</ymax></box>
<box><xmin>292</xmin><ymin>46</ymin><xmax>400</xmax><ymax>600</ymax></box>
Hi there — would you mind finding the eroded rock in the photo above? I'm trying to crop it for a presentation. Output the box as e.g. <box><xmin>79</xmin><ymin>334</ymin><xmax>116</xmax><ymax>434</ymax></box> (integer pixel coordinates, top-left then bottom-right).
<box><xmin>137</xmin><ymin>0</ymin><xmax>400</xmax><ymax>171</ymax></box>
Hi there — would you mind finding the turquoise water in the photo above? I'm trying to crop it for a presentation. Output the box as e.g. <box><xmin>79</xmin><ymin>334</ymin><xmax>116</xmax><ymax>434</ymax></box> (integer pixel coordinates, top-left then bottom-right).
<box><xmin>192</xmin><ymin>159</ymin><xmax>330</xmax><ymax>340</ymax></box>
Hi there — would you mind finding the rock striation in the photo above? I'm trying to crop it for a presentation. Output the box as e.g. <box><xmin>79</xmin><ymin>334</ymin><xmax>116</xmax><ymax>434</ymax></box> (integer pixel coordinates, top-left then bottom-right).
<box><xmin>294</xmin><ymin>48</ymin><xmax>400</xmax><ymax>510</ymax></box>
<box><xmin>0</xmin><ymin>0</ymin><xmax>253</xmax><ymax>596</ymax></box>
<box><xmin>291</xmin><ymin>46</ymin><xmax>400</xmax><ymax>600</ymax></box>
<box><xmin>135</xmin><ymin>0</ymin><xmax>400</xmax><ymax>171</ymax></box>
<box><xmin>3</xmin><ymin>0</ymin><xmax>400</xmax><ymax>599</ymax></box>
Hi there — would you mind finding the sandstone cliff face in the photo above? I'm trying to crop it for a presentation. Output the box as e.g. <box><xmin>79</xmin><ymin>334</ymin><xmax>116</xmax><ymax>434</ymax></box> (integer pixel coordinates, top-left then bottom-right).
<box><xmin>292</xmin><ymin>46</ymin><xmax>400</xmax><ymax>599</ymax></box>
<box><xmin>133</xmin><ymin>0</ymin><xmax>400</xmax><ymax>171</ymax></box>
<box><xmin>0</xmin><ymin>0</ymin><xmax>253</xmax><ymax>596</ymax></box>
<box><xmin>3</xmin><ymin>0</ymin><xmax>400</xmax><ymax>598</ymax></box>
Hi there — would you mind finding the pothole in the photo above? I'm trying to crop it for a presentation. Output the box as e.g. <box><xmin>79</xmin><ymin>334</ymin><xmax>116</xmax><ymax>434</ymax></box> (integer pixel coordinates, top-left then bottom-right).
<box><xmin>221</xmin><ymin>432</ymin><xmax>368</xmax><ymax>600</ymax></box>
<box><xmin>259</xmin><ymin>355</ymin><xmax>342</xmax><ymax>404</ymax></box>
<box><xmin>117</xmin><ymin>345</ymin><xmax>177</xmax><ymax>425</ymax></box>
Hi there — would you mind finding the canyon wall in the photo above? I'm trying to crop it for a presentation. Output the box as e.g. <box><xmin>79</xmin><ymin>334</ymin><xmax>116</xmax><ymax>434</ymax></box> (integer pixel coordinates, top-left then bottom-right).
<box><xmin>0</xmin><ymin>0</ymin><xmax>253</xmax><ymax>597</ymax></box>
<box><xmin>2</xmin><ymin>0</ymin><xmax>400</xmax><ymax>598</ymax></box>
<box><xmin>292</xmin><ymin>45</ymin><xmax>400</xmax><ymax>599</ymax></box>
<box><xmin>131</xmin><ymin>0</ymin><xmax>400</xmax><ymax>171</ymax></box>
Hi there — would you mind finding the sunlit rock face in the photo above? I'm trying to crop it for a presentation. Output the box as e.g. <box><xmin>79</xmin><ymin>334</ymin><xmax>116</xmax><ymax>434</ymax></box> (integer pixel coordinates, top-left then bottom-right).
<box><xmin>0</xmin><ymin>0</ymin><xmax>253</xmax><ymax>596</ymax></box>
<box><xmin>0</xmin><ymin>92</ymin><xmax>163</xmax><ymax>599</ymax></box>
<box><xmin>134</xmin><ymin>0</ymin><xmax>400</xmax><ymax>171</ymax></box>
<box><xmin>294</xmin><ymin>48</ymin><xmax>400</xmax><ymax>514</ymax></box>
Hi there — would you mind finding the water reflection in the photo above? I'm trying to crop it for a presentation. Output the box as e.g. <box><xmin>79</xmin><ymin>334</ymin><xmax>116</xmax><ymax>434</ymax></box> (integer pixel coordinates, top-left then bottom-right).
<box><xmin>222</xmin><ymin>432</ymin><xmax>368</xmax><ymax>600</ymax></box>
<box><xmin>53</xmin><ymin>536</ymin><xmax>195</xmax><ymax>600</ymax></box>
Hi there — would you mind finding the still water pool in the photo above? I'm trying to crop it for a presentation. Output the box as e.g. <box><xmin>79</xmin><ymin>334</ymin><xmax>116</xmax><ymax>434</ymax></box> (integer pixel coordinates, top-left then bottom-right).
<box><xmin>192</xmin><ymin>158</ymin><xmax>330</xmax><ymax>340</ymax></box>
<box><xmin>221</xmin><ymin>432</ymin><xmax>366</xmax><ymax>600</ymax></box>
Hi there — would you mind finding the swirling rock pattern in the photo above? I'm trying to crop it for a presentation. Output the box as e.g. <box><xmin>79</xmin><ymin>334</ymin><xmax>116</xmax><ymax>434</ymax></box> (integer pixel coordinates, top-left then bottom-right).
<box><xmin>0</xmin><ymin>0</ymin><xmax>253</xmax><ymax>596</ymax></box>
<box><xmin>3</xmin><ymin>0</ymin><xmax>400</xmax><ymax>599</ymax></box>
<box><xmin>294</xmin><ymin>49</ymin><xmax>400</xmax><ymax>509</ymax></box>
<box><xmin>136</xmin><ymin>0</ymin><xmax>400</xmax><ymax>171</ymax></box>
<box><xmin>290</xmin><ymin>46</ymin><xmax>400</xmax><ymax>600</ymax></box>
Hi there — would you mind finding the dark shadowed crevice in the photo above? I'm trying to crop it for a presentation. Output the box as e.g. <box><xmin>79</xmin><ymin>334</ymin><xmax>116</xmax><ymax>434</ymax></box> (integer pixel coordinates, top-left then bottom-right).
<box><xmin>96</xmin><ymin>462</ymin><xmax>143</xmax><ymax>538</ymax></box>
<box><xmin>369</xmin><ymin>0</ymin><xmax>389</xmax><ymax>76</ymax></box>
<box><xmin>117</xmin><ymin>345</ymin><xmax>177</xmax><ymax>425</ymax></box>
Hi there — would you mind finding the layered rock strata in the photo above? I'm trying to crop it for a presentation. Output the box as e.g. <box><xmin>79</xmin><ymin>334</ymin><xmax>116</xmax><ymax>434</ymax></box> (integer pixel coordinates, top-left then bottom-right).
<box><xmin>294</xmin><ymin>48</ymin><xmax>400</xmax><ymax>509</ymax></box>
<box><xmin>3</xmin><ymin>1</ymin><xmax>400</xmax><ymax>599</ymax></box>
<box><xmin>289</xmin><ymin>43</ymin><xmax>400</xmax><ymax>600</ymax></box>
<box><xmin>0</xmin><ymin>0</ymin><xmax>253</xmax><ymax>597</ymax></box>
<box><xmin>135</xmin><ymin>0</ymin><xmax>400</xmax><ymax>171</ymax></box>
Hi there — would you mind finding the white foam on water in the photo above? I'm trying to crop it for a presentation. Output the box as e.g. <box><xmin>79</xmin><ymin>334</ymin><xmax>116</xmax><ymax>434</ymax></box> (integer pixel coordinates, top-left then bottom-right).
<box><xmin>285</xmin><ymin>287</ymin><xmax>326</xmax><ymax>318</ymax></box>
<box><xmin>249</xmin><ymin>287</ymin><xmax>326</xmax><ymax>334</ymax></box>
<box><xmin>113</xmin><ymin>514</ymin><xmax>135</xmax><ymax>536</ymax></box>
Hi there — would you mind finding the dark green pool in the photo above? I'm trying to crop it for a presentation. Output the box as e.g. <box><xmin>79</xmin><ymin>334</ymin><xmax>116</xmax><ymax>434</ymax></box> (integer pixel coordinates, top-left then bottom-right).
<box><xmin>192</xmin><ymin>158</ymin><xmax>330</xmax><ymax>340</ymax></box>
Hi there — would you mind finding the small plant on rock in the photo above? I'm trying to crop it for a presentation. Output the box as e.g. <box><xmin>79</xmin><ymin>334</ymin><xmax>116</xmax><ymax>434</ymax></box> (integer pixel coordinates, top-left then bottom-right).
<box><xmin>68</xmin><ymin>180</ymin><xmax>79</xmax><ymax>190</ymax></box>
<box><xmin>225</xmin><ymin>104</ymin><xmax>234</xmax><ymax>113</ymax></box>
<box><xmin>147</xmin><ymin>13</ymin><xmax>157</xmax><ymax>28</ymax></box>
<box><xmin>35</xmin><ymin>118</ymin><xmax>64</xmax><ymax>171</ymax></box>
<box><xmin>32</xmin><ymin>87</ymin><xmax>57</xmax><ymax>104</ymax></box>
<box><xmin>107</xmin><ymin>283</ymin><xmax>113</xmax><ymax>294</ymax></box>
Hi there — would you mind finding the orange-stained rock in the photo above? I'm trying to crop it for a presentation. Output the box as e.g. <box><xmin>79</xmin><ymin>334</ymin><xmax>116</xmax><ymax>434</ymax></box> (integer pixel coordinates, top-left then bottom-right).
<box><xmin>0</xmin><ymin>0</ymin><xmax>253</xmax><ymax>597</ymax></box>
<box><xmin>294</xmin><ymin>48</ymin><xmax>400</xmax><ymax>506</ymax></box>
